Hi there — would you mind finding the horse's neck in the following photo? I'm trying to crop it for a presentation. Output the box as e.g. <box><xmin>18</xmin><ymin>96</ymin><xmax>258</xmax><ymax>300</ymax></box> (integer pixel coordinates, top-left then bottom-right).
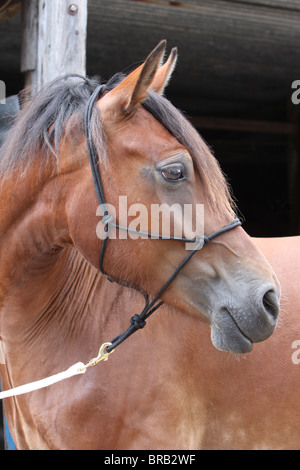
<box><xmin>0</xmin><ymin>148</ymin><xmax>142</xmax><ymax>386</ymax></box>
<box><xmin>0</xmin><ymin>157</ymin><xmax>93</xmax><ymax>366</ymax></box>
<box><xmin>0</xmin><ymin>157</ymin><xmax>75</xmax><ymax>301</ymax></box>
<box><xmin>0</xmin><ymin>245</ymin><xmax>132</xmax><ymax>384</ymax></box>
<box><xmin>1</xmin><ymin>243</ymin><xmax>209</xmax><ymax>450</ymax></box>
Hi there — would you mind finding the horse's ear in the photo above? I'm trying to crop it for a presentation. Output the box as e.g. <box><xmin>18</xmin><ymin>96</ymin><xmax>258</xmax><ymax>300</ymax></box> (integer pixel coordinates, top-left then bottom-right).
<box><xmin>151</xmin><ymin>47</ymin><xmax>178</xmax><ymax>95</ymax></box>
<box><xmin>98</xmin><ymin>40</ymin><xmax>166</xmax><ymax>118</ymax></box>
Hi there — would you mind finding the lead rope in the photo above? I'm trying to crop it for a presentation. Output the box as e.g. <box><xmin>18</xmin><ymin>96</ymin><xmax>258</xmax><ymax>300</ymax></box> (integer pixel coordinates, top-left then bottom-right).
<box><xmin>0</xmin><ymin>83</ymin><xmax>241</xmax><ymax>400</ymax></box>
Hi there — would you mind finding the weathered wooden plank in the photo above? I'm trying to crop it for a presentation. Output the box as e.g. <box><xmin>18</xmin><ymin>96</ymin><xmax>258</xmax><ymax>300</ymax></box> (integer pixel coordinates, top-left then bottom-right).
<box><xmin>91</xmin><ymin>0</ymin><xmax>300</xmax><ymax>36</ymax></box>
<box><xmin>37</xmin><ymin>0</ymin><xmax>87</xmax><ymax>88</ymax></box>
<box><xmin>21</xmin><ymin>0</ymin><xmax>38</xmax><ymax>93</ymax></box>
<box><xmin>190</xmin><ymin>115</ymin><xmax>295</xmax><ymax>134</ymax></box>
<box><xmin>21</xmin><ymin>0</ymin><xmax>38</xmax><ymax>73</ymax></box>
<box><xmin>21</xmin><ymin>0</ymin><xmax>88</xmax><ymax>94</ymax></box>
<box><xmin>130</xmin><ymin>0</ymin><xmax>300</xmax><ymax>13</ymax></box>
<box><xmin>86</xmin><ymin>0</ymin><xmax>300</xmax><ymax>115</ymax></box>
<box><xmin>223</xmin><ymin>0</ymin><xmax>300</xmax><ymax>12</ymax></box>
<box><xmin>87</xmin><ymin>0</ymin><xmax>300</xmax><ymax>75</ymax></box>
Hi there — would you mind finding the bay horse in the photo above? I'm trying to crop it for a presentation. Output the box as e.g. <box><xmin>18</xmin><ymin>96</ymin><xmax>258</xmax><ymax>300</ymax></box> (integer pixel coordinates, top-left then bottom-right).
<box><xmin>0</xmin><ymin>40</ymin><xmax>290</xmax><ymax>450</ymax></box>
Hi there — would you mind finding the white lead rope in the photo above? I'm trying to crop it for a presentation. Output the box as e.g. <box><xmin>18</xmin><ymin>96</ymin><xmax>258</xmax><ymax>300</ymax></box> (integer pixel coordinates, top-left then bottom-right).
<box><xmin>0</xmin><ymin>362</ymin><xmax>86</xmax><ymax>399</ymax></box>
<box><xmin>0</xmin><ymin>342</ymin><xmax>113</xmax><ymax>400</ymax></box>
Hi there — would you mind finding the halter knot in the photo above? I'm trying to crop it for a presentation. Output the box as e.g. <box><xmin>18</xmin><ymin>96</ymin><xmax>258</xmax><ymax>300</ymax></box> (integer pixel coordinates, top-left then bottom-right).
<box><xmin>130</xmin><ymin>314</ymin><xmax>146</xmax><ymax>330</ymax></box>
<box><xmin>101</xmin><ymin>212</ymin><xmax>114</xmax><ymax>227</ymax></box>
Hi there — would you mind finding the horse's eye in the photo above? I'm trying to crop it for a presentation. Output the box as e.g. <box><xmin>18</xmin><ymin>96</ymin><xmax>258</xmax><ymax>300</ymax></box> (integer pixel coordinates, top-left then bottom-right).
<box><xmin>161</xmin><ymin>164</ymin><xmax>185</xmax><ymax>181</ymax></box>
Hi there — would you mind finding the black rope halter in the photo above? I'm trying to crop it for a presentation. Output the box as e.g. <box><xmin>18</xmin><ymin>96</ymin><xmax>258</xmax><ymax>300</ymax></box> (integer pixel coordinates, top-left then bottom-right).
<box><xmin>85</xmin><ymin>84</ymin><xmax>241</xmax><ymax>353</ymax></box>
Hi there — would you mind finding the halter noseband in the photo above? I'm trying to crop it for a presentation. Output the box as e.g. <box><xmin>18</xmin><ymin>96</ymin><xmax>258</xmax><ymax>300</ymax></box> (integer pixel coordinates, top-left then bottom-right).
<box><xmin>85</xmin><ymin>84</ymin><xmax>241</xmax><ymax>353</ymax></box>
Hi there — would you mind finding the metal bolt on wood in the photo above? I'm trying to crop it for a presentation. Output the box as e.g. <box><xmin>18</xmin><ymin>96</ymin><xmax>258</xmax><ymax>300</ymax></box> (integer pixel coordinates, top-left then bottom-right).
<box><xmin>68</xmin><ymin>4</ymin><xmax>78</xmax><ymax>15</ymax></box>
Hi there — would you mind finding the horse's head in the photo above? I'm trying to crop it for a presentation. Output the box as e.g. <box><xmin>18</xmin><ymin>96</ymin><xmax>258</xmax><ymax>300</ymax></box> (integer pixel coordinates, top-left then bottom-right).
<box><xmin>68</xmin><ymin>41</ymin><xmax>280</xmax><ymax>354</ymax></box>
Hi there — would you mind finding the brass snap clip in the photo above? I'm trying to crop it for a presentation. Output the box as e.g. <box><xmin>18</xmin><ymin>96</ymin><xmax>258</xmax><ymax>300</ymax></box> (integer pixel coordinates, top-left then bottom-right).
<box><xmin>79</xmin><ymin>342</ymin><xmax>114</xmax><ymax>372</ymax></box>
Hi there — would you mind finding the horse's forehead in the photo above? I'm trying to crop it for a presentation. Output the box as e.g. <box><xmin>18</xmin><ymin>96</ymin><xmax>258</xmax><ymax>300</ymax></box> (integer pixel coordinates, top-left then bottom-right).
<box><xmin>108</xmin><ymin>107</ymin><xmax>187</xmax><ymax>157</ymax></box>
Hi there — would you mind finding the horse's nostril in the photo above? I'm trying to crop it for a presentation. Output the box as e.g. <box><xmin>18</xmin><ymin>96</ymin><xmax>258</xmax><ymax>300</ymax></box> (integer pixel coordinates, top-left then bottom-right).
<box><xmin>262</xmin><ymin>289</ymin><xmax>279</xmax><ymax>320</ymax></box>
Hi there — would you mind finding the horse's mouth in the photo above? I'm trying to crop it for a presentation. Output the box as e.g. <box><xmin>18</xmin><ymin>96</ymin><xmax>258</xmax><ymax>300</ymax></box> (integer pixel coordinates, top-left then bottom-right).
<box><xmin>210</xmin><ymin>308</ymin><xmax>254</xmax><ymax>354</ymax></box>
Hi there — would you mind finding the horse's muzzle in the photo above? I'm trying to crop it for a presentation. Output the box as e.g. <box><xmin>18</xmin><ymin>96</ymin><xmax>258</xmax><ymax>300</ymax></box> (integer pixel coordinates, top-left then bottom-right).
<box><xmin>210</xmin><ymin>283</ymin><xmax>280</xmax><ymax>354</ymax></box>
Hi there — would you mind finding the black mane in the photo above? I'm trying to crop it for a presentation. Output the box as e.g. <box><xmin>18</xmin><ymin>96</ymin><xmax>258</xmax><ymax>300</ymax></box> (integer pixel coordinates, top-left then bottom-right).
<box><xmin>0</xmin><ymin>73</ymin><xmax>123</xmax><ymax>174</ymax></box>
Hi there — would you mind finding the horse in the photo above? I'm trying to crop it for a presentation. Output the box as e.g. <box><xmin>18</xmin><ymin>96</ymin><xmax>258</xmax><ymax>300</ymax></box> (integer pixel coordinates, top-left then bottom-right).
<box><xmin>0</xmin><ymin>40</ymin><xmax>290</xmax><ymax>450</ymax></box>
